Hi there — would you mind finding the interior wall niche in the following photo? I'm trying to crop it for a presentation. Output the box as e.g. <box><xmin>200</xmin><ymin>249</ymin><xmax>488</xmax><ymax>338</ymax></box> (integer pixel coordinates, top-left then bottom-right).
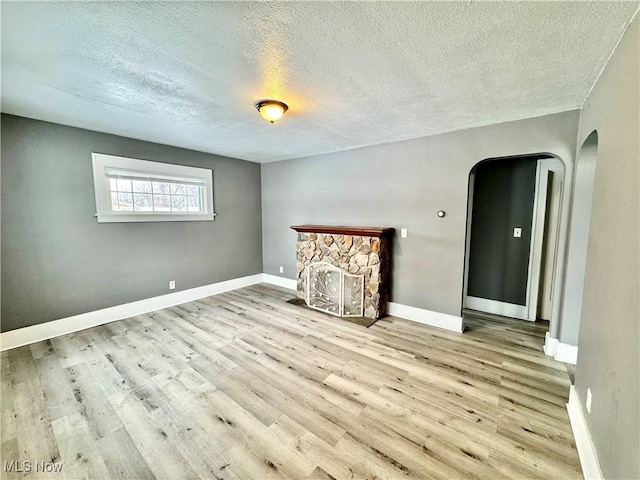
<box><xmin>561</xmin><ymin>130</ymin><xmax>598</xmax><ymax>344</ymax></box>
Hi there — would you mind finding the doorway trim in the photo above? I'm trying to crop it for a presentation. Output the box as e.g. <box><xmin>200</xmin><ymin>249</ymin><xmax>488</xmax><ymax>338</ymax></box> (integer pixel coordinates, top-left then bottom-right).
<box><xmin>463</xmin><ymin>156</ymin><xmax>565</xmax><ymax>322</ymax></box>
<box><xmin>465</xmin><ymin>296</ymin><xmax>527</xmax><ymax>318</ymax></box>
<box><xmin>525</xmin><ymin>158</ymin><xmax>565</xmax><ymax>321</ymax></box>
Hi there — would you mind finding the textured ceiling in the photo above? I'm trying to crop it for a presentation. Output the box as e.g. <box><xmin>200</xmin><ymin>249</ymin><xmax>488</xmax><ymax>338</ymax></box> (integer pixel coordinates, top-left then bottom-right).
<box><xmin>1</xmin><ymin>2</ymin><xmax>638</xmax><ymax>163</ymax></box>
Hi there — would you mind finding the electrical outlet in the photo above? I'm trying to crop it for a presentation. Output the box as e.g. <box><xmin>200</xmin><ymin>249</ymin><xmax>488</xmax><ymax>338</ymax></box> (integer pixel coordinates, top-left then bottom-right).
<box><xmin>401</xmin><ymin>228</ymin><xmax>408</xmax><ymax>238</ymax></box>
<box><xmin>586</xmin><ymin>388</ymin><xmax>593</xmax><ymax>413</ymax></box>
<box><xmin>279</xmin><ymin>266</ymin><xmax>284</xmax><ymax>274</ymax></box>
<box><xmin>513</xmin><ymin>227</ymin><xmax>522</xmax><ymax>238</ymax></box>
<box><xmin>169</xmin><ymin>280</ymin><xmax>176</xmax><ymax>290</ymax></box>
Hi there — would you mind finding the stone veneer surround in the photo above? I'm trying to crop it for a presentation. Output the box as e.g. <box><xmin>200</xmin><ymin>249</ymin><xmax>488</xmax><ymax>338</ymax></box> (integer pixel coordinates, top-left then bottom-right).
<box><xmin>291</xmin><ymin>226</ymin><xmax>394</xmax><ymax>319</ymax></box>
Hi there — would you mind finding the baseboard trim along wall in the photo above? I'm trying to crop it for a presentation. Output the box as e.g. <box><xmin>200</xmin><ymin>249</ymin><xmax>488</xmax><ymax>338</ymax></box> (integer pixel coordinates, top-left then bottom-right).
<box><xmin>465</xmin><ymin>296</ymin><xmax>528</xmax><ymax>321</ymax></box>
<box><xmin>387</xmin><ymin>302</ymin><xmax>464</xmax><ymax>333</ymax></box>
<box><xmin>2</xmin><ymin>273</ymin><xmax>465</xmax><ymax>351</ymax></box>
<box><xmin>262</xmin><ymin>274</ymin><xmax>297</xmax><ymax>290</ymax></box>
<box><xmin>260</xmin><ymin>275</ymin><xmax>464</xmax><ymax>333</ymax></box>
<box><xmin>544</xmin><ymin>332</ymin><xmax>579</xmax><ymax>365</ymax></box>
<box><xmin>556</xmin><ymin>343</ymin><xmax>579</xmax><ymax>365</ymax></box>
<box><xmin>0</xmin><ymin>273</ymin><xmax>264</xmax><ymax>351</ymax></box>
<box><xmin>544</xmin><ymin>332</ymin><xmax>559</xmax><ymax>356</ymax></box>
<box><xmin>567</xmin><ymin>386</ymin><xmax>604</xmax><ymax>480</ymax></box>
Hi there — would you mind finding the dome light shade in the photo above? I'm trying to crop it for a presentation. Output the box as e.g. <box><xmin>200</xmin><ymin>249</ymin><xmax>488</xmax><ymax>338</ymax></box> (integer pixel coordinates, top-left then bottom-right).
<box><xmin>255</xmin><ymin>100</ymin><xmax>288</xmax><ymax>124</ymax></box>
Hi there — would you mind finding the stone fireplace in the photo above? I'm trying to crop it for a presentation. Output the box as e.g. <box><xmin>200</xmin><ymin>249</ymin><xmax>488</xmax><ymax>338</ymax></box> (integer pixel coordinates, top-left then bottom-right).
<box><xmin>291</xmin><ymin>225</ymin><xmax>394</xmax><ymax>319</ymax></box>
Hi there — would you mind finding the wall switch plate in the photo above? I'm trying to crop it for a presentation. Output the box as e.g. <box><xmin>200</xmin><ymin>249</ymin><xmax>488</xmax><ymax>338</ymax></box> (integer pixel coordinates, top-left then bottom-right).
<box><xmin>401</xmin><ymin>228</ymin><xmax>408</xmax><ymax>238</ymax></box>
<box><xmin>586</xmin><ymin>388</ymin><xmax>593</xmax><ymax>413</ymax></box>
<box><xmin>279</xmin><ymin>266</ymin><xmax>284</xmax><ymax>273</ymax></box>
<box><xmin>513</xmin><ymin>227</ymin><xmax>522</xmax><ymax>238</ymax></box>
<box><xmin>169</xmin><ymin>280</ymin><xmax>176</xmax><ymax>290</ymax></box>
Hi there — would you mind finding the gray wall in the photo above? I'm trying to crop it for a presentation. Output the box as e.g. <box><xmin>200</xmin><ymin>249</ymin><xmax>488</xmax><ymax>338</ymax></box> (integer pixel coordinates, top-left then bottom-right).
<box><xmin>1</xmin><ymin>114</ymin><xmax>263</xmax><ymax>332</ymax></box>
<box><xmin>467</xmin><ymin>157</ymin><xmax>537</xmax><ymax>305</ymax></box>
<box><xmin>560</xmin><ymin>132</ymin><xmax>598</xmax><ymax>345</ymax></box>
<box><xmin>574</xmin><ymin>14</ymin><xmax>639</xmax><ymax>480</ymax></box>
<box><xmin>261</xmin><ymin>110</ymin><xmax>579</xmax><ymax>318</ymax></box>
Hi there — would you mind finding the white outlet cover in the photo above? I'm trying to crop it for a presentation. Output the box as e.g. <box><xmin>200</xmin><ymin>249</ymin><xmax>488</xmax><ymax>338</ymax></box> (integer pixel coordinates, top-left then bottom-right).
<box><xmin>513</xmin><ymin>227</ymin><xmax>522</xmax><ymax>238</ymax></box>
<box><xmin>169</xmin><ymin>281</ymin><xmax>176</xmax><ymax>290</ymax></box>
<box><xmin>279</xmin><ymin>266</ymin><xmax>284</xmax><ymax>273</ymax></box>
<box><xmin>586</xmin><ymin>388</ymin><xmax>592</xmax><ymax>413</ymax></box>
<box><xmin>401</xmin><ymin>228</ymin><xmax>408</xmax><ymax>238</ymax></box>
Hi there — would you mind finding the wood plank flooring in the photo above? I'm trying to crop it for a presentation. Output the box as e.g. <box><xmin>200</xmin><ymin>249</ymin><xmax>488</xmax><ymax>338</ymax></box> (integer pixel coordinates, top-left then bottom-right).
<box><xmin>1</xmin><ymin>284</ymin><xmax>582</xmax><ymax>479</ymax></box>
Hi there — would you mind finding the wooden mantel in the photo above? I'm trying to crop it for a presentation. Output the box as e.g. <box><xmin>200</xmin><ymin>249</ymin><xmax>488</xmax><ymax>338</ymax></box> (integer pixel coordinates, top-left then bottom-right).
<box><xmin>290</xmin><ymin>225</ymin><xmax>395</xmax><ymax>238</ymax></box>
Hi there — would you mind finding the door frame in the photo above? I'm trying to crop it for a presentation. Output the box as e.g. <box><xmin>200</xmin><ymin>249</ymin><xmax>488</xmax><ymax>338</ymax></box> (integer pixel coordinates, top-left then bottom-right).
<box><xmin>525</xmin><ymin>158</ymin><xmax>564</xmax><ymax>320</ymax></box>
<box><xmin>463</xmin><ymin>157</ymin><xmax>564</xmax><ymax>321</ymax></box>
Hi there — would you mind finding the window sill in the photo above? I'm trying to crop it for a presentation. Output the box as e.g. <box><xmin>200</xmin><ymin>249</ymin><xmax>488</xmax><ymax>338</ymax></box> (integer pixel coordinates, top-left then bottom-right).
<box><xmin>95</xmin><ymin>212</ymin><xmax>216</xmax><ymax>223</ymax></box>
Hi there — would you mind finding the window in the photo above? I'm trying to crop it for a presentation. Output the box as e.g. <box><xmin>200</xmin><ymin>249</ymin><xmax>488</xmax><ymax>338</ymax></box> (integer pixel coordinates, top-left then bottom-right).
<box><xmin>91</xmin><ymin>153</ymin><xmax>215</xmax><ymax>223</ymax></box>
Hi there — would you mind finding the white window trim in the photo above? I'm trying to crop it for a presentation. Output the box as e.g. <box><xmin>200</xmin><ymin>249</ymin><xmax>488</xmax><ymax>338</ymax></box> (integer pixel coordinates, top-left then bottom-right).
<box><xmin>91</xmin><ymin>153</ymin><xmax>215</xmax><ymax>223</ymax></box>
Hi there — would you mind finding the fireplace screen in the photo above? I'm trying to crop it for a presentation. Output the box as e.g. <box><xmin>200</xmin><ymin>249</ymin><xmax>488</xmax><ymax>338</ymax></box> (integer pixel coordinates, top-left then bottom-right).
<box><xmin>306</xmin><ymin>262</ymin><xmax>364</xmax><ymax>317</ymax></box>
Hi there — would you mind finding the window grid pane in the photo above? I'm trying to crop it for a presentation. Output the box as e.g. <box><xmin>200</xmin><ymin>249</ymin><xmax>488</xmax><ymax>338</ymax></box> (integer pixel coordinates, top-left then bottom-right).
<box><xmin>133</xmin><ymin>180</ymin><xmax>153</xmax><ymax>193</ymax></box>
<box><xmin>94</xmin><ymin>153</ymin><xmax>215</xmax><ymax>223</ymax></box>
<box><xmin>109</xmin><ymin>181</ymin><xmax>204</xmax><ymax>214</ymax></box>
<box><xmin>117</xmin><ymin>179</ymin><xmax>133</xmax><ymax>192</ymax></box>
<box><xmin>117</xmin><ymin>192</ymin><xmax>133</xmax><ymax>211</ymax></box>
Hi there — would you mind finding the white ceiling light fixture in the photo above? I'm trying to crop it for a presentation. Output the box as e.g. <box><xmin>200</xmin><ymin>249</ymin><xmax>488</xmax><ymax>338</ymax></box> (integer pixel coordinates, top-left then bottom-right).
<box><xmin>254</xmin><ymin>99</ymin><xmax>288</xmax><ymax>124</ymax></box>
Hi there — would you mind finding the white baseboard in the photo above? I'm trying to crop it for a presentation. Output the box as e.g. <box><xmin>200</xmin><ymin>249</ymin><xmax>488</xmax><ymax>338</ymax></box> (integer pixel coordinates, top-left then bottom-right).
<box><xmin>387</xmin><ymin>302</ymin><xmax>464</xmax><ymax>333</ymax></box>
<box><xmin>567</xmin><ymin>386</ymin><xmax>603</xmax><ymax>479</ymax></box>
<box><xmin>0</xmin><ymin>273</ymin><xmax>264</xmax><ymax>352</ymax></box>
<box><xmin>262</xmin><ymin>274</ymin><xmax>297</xmax><ymax>290</ymax></box>
<box><xmin>2</xmin><ymin>273</ymin><xmax>462</xmax><ymax>350</ymax></box>
<box><xmin>260</xmin><ymin>276</ymin><xmax>463</xmax><ymax>333</ymax></box>
<box><xmin>544</xmin><ymin>332</ymin><xmax>579</xmax><ymax>365</ymax></box>
<box><xmin>465</xmin><ymin>296</ymin><xmax>529</xmax><ymax>320</ymax></box>
<box><xmin>544</xmin><ymin>332</ymin><xmax>559</xmax><ymax>356</ymax></box>
<box><xmin>556</xmin><ymin>342</ymin><xmax>579</xmax><ymax>365</ymax></box>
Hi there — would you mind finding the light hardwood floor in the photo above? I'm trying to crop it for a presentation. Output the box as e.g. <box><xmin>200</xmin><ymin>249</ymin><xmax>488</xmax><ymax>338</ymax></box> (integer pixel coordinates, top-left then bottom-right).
<box><xmin>1</xmin><ymin>284</ymin><xmax>582</xmax><ymax>479</ymax></box>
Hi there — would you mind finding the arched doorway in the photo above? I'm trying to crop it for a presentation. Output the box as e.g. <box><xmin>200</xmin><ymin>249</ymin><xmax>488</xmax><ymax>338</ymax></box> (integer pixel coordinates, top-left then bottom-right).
<box><xmin>462</xmin><ymin>154</ymin><xmax>566</xmax><ymax>326</ymax></box>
